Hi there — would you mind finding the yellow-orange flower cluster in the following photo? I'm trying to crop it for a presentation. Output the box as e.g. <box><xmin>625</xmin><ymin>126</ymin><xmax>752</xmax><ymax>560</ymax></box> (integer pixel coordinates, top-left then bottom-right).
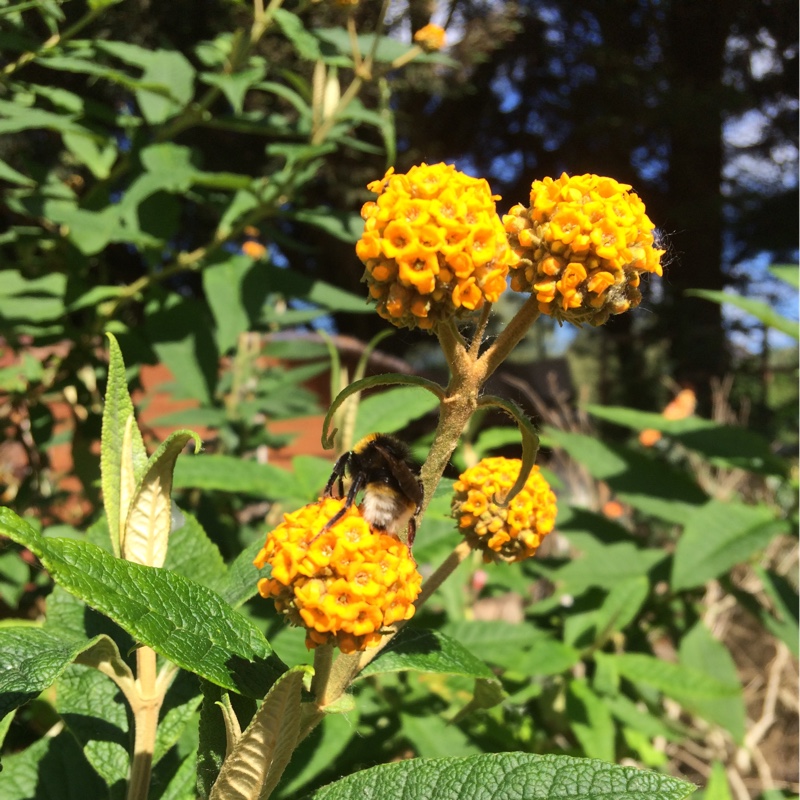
<box><xmin>452</xmin><ymin>457</ymin><xmax>557</xmax><ymax>563</ymax></box>
<box><xmin>504</xmin><ymin>173</ymin><xmax>664</xmax><ymax>326</ymax></box>
<box><xmin>357</xmin><ymin>163</ymin><xmax>515</xmax><ymax>330</ymax></box>
<box><xmin>413</xmin><ymin>23</ymin><xmax>446</xmax><ymax>52</ymax></box>
<box><xmin>254</xmin><ymin>497</ymin><xmax>422</xmax><ymax>653</ymax></box>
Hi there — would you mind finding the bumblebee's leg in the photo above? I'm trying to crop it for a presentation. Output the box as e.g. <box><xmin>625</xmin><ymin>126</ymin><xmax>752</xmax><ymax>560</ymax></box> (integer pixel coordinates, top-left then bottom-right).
<box><xmin>407</xmin><ymin>516</ymin><xmax>417</xmax><ymax>547</ymax></box>
<box><xmin>324</xmin><ymin>452</ymin><xmax>350</xmax><ymax>498</ymax></box>
<box><xmin>319</xmin><ymin>473</ymin><xmax>365</xmax><ymax>534</ymax></box>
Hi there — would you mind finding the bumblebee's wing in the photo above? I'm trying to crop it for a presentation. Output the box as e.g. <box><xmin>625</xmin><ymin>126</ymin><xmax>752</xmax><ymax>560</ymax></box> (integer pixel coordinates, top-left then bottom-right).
<box><xmin>374</xmin><ymin>444</ymin><xmax>423</xmax><ymax>509</ymax></box>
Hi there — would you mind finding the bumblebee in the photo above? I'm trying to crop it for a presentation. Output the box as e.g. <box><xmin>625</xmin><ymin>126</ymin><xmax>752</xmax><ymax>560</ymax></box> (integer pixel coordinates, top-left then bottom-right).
<box><xmin>322</xmin><ymin>433</ymin><xmax>424</xmax><ymax>544</ymax></box>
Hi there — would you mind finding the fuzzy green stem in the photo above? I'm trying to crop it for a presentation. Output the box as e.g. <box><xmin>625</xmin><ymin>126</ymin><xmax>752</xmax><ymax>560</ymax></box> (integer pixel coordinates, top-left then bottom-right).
<box><xmin>417</xmin><ymin>540</ymin><xmax>473</xmax><ymax>608</ymax></box>
<box><xmin>310</xmin><ymin>642</ymin><xmax>334</xmax><ymax>701</ymax></box>
<box><xmin>469</xmin><ymin>303</ymin><xmax>493</xmax><ymax>358</ymax></box>
<box><xmin>478</xmin><ymin>294</ymin><xmax>541</xmax><ymax>379</ymax></box>
<box><xmin>126</xmin><ymin>646</ymin><xmax>163</xmax><ymax>800</ymax></box>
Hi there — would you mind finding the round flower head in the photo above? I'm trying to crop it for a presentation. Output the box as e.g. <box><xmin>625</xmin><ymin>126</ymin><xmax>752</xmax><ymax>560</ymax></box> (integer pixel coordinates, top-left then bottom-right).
<box><xmin>504</xmin><ymin>173</ymin><xmax>664</xmax><ymax>326</ymax></box>
<box><xmin>413</xmin><ymin>23</ymin><xmax>446</xmax><ymax>52</ymax></box>
<box><xmin>357</xmin><ymin>163</ymin><xmax>515</xmax><ymax>330</ymax></box>
<box><xmin>452</xmin><ymin>457</ymin><xmax>557</xmax><ymax>563</ymax></box>
<box><xmin>254</xmin><ymin>497</ymin><xmax>422</xmax><ymax>653</ymax></box>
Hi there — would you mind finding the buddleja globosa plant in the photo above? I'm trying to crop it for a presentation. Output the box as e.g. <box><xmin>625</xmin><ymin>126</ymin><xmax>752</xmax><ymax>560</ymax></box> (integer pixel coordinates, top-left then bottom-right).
<box><xmin>0</xmin><ymin>161</ymin><xmax>697</xmax><ymax>800</ymax></box>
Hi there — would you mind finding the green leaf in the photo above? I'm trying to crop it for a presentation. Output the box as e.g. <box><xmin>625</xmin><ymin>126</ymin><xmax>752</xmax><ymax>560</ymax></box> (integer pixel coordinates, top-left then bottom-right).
<box><xmin>135</xmin><ymin>142</ymin><xmax>253</xmax><ymax>193</ymax></box>
<box><xmin>687</xmin><ymin>288</ymin><xmax>798</xmax><ymax>339</ymax></box>
<box><xmin>0</xmin><ymin>625</ymin><xmax>116</xmax><ymax>723</ymax></box>
<box><xmin>305</xmin><ymin>752</ymin><xmax>696</xmax><ymax>800</ymax></box>
<box><xmin>202</xmin><ymin>255</ymin><xmax>255</xmax><ymax>354</ymax></box>
<box><xmin>0</xmin><ymin>729</ymin><xmax>110</xmax><ymax>799</ymax></box>
<box><xmin>197</xmin><ymin>681</ymin><xmax>232</xmax><ymax>798</ymax></box>
<box><xmin>0</xmin><ymin>550</ymin><xmax>30</xmax><ymax>606</ymax></box>
<box><xmin>264</xmin><ymin>263</ymin><xmax>372</xmax><ymax>313</ymax></box>
<box><xmin>95</xmin><ymin>44</ymin><xmax>196</xmax><ymax>124</ymax></box>
<box><xmin>621</xmin><ymin>728</ymin><xmax>668</xmax><ymax>768</ymax></box>
<box><xmin>0</xmin><ymin>156</ymin><xmax>34</xmax><ymax>186</ymax></box>
<box><xmin>145</xmin><ymin>293</ymin><xmax>218</xmax><ymax>404</ymax></box>
<box><xmin>62</xmin><ymin>130</ymin><xmax>118</xmax><ymax>178</ymax></box>
<box><xmin>101</xmin><ymin>333</ymin><xmax>148</xmax><ymax>557</ymax></box>
<box><xmin>0</xmin><ymin>98</ymin><xmax>87</xmax><ymax>136</ymax></box>
<box><xmin>673</xmin><ymin>425</ymin><xmax>788</xmax><ymax>476</ymax></box>
<box><xmin>173</xmin><ymin>454</ymin><xmax>298</xmax><ymax>498</ymax></box>
<box><xmin>2</xmin><ymin>269</ymin><xmax>66</xmax><ymax>297</ymax></box>
<box><xmin>513</xmin><ymin>637</ymin><xmax>581</xmax><ymax>676</ymax></box>
<box><xmin>45</xmin><ymin>199</ymin><xmax>158</xmax><ymax>255</ymax></box>
<box><xmin>216</xmin><ymin>537</ymin><xmax>268</xmax><ymax>608</ymax></box>
<box><xmin>44</xmin><ymin>584</ymin><xmax>135</xmax><ymax>657</ymax></box>
<box><xmin>323</xmin><ymin>373</ymin><xmax>444</xmax><ymax>448</ymax></box>
<box><xmin>202</xmin><ymin>64</ymin><xmax>267</xmax><ymax>114</ymax></box>
<box><xmin>359</xmin><ymin>628</ymin><xmax>496</xmax><ymax>681</ymax></box>
<box><xmin>600</xmin><ymin>691</ymin><xmax>684</xmax><ymax>742</ymax></box>
<box><xmin>769</xmin><ymin>264</ymin><xmax>799</xmax><ymax>288</ymax></box>
<box><xmin>544</xmin><ymin>428</ymin><xmax>707</xmax><ymax>523</ymax></box>
<box><xmin>277</xmin><ymin>708</ymin><xmax>359</xmax><ymax>797</ymax></box>
<box><xmin>0</xmin><ymin>294</ymin><xmax>65</xmax><ymax>322</ymax></box>
<box><xmin>290</xmin><ymin>208</ymin><xmax>364</xmax><ymax>242</ymax></box>
<box><xmin>154</xmin><ymin>745</ymin><xmax>199</xmax><ymax>800</ymax></box>
<box><xmin>585</xmin><ymin>405</ymin><xmax>787</xmax><ymax>476</ymax></box>
<box><xmin>567</xmin><ymin>679</ymin><xmax>616</xmax><ymax>762</ymax></box>
<box><xmin>353</xmin><ymin>386</ymin><xmax>441</xmax><ymax>442</ymax></box>
<box><xmin>209</xmin><ymin>666</ymin><xmax>309</xmax><ymax>800</ymax></box>
<box><xmin>564</xmin><ymin>576</ymin><xmax>650</xmax><ymax>648</ymax></box>
<box><xmin>703</xmin><ymin>761</ymin><xmax>733</xmax><ymax>800</ymax></box>
<box><xmin>399</xmin><ymin>712</ymin><xmax>482</xmax><ymax>758</ymax></box>
<box><xmin>165</xmin><ymin>511</ymin><xmax>228</xmax><ymax>593</ymax></box>
<box><xmin>313</xmin><ymin>29</ymin><xmax>425</xmax><ymax>66</ymax></box>
<box><xmin>537</xmin><ymin>541</ymin><xmax>665</xmax><ymax>596</ymax></box>
<box><xmin>67</xmin><ymin>285</ymin><xmax>125</xmax><ymax>312</ymax></box>
<box><xmin>441</xmin><ymin>620</ymin><xmax>547</xmax><ymax>669</ymax></box>
<box><xmin>275</xmin><ymin>9</ymin><xmax>323</xmax><ymax>60</ymax></box>
<box><xmin>678</xmin><ymin>623</ymin><xmax>745</xmax><ymax>743</ymax></box>
<box><xmin>612</xmin><ymin>652</ymin><xmax>741</xmax><ymax>735</ymax></box>
<box><xmin>476</xmin><ymin>394</ymin><xmax>541</xmax><ymax>505</ymax></box>
<box><xmin>0</xmin><ymin>508</ymin><xmax>285</xmax><ymax>697</ymax></box>
<box><xmin>57</xmin><ymin>663</ymin><xmax>130</xmax><ymax>788</ymax></box>
<box><xmin>671</xmin><ymin>500</ymin><xmax>782</xmax><ymax>591</ymax></box>
<box><xmin>595</xmin><ymin>575</ymin><xmax>650</xmax><ymax>634</ymax></box>
<box><xmin>752</xmin><ymin>567</ymin><xmax>799</xmax><ymax>657</ymax></box>
<box><xmin>218</xmin><ymin>189</ymin><xmax>260</xmax><ymax>238</ymax></box>
<box><xmin>152</xmin><ymin>669</ymin><xmax>202</xmax><ymax>765</ymax></box>
<box><xmin>122</xmin><ymin>430</ymin><xmax>201</xmax><ymax>568</ymax></box>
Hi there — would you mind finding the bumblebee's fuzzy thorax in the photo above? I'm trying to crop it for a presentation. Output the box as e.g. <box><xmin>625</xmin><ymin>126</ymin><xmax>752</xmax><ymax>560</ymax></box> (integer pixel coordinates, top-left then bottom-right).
<box><xmin>322</xmin><ymin>433</ymin><xmax>424</xmax><ymax>543</ymax></box>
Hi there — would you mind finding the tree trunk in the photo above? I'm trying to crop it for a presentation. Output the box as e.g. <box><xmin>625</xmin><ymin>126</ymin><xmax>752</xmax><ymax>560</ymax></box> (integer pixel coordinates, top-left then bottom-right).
<box><xmin>662</xmin><ymin>0</ymin><xmax>731</xmax><ymax>398</ymax></box>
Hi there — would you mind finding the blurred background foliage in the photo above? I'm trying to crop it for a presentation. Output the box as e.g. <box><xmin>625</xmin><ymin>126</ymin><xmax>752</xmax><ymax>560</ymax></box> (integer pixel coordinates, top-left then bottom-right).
<box><xmin>0</xmin><ymin>0</ymin><xmax>797</xmax><ymax>798</ymax></box>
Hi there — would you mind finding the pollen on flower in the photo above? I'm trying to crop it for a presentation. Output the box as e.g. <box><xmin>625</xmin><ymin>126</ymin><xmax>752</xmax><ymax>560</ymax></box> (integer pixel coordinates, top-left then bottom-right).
<box><xmin>504</xmin><ymin>173</ymin><xmax>665</xmax><ymax>326</ymax></box>
<box><xmin>253</xmin><ymin>497</ymin><xmax>422</xmax><ymax>653</ymax></box>
<box><xmin>413</xmin><ymin>23</ymin><xmax>447</xmax><ymax>52</ymax></box>
<box><xmin>451</xmin><ymin>457</ymin><xmax>557</xmax><ymax>563</ymax></box>
<box><xmin>357</xmin><ymin>163</ymin><xmax>516</xmax><ymax>331</ymax></box>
